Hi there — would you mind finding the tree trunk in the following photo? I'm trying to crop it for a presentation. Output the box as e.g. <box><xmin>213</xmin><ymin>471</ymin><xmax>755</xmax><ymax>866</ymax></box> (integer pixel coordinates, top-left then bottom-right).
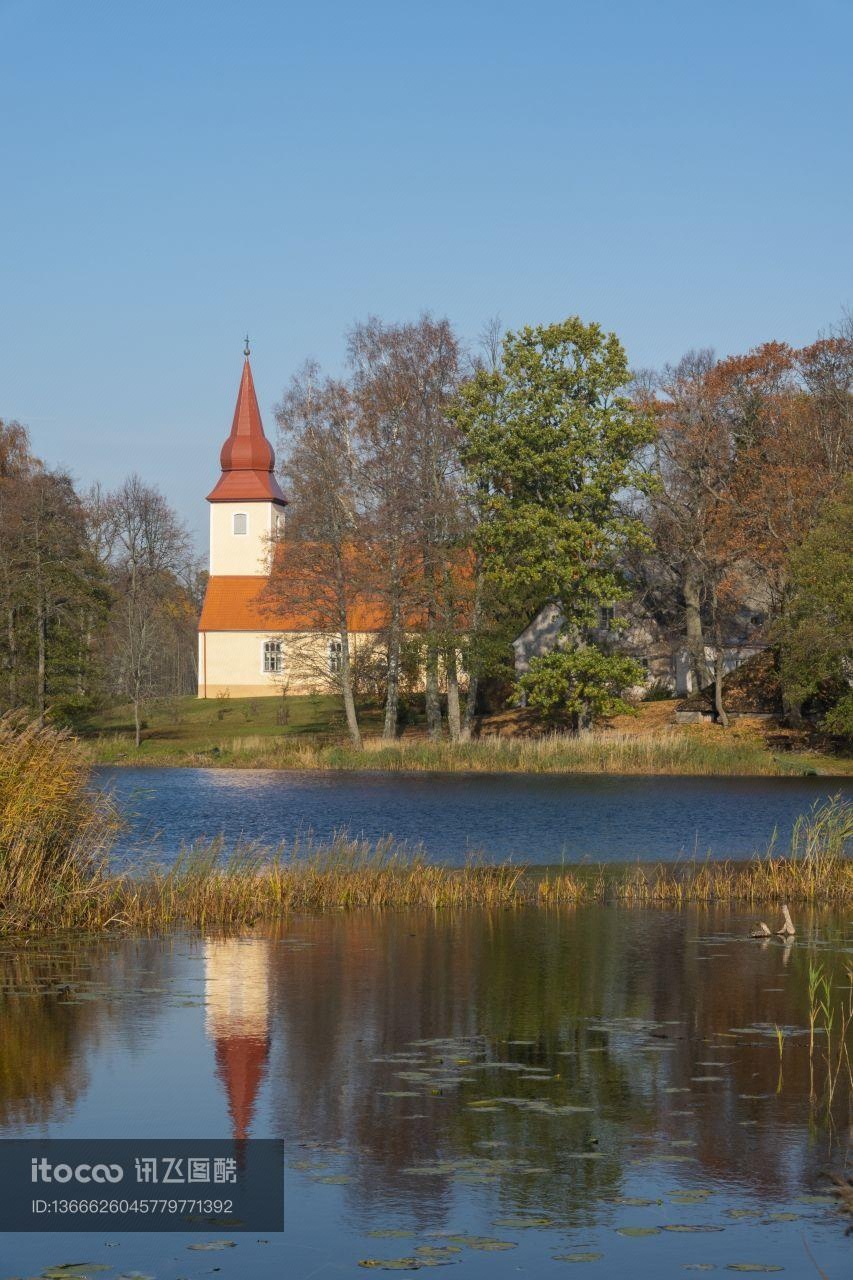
<box><xmin>133</xmin><ymin>687</ymin><xmax>142</xmax><ymax>748</ymax></box>
<box><xmin>36</xmin><ymin>598</ymin><xmax>46</xmax><ymax>729</ymax></box>
<box><xmin>713</xmin><ymin>646</ymin><xmax>729</xmax><ymax>728</ymax></box>
<box><xmin>446</xmin><ymin>645</ymin><xmax>461</xmax><ymax>742</ymax></box>
<box><xmin>460</xmin><ymin>672</ymin><xmax>478</xmax><ymax>741</ymax></box>
<box><xmin>782</xmin><ymin>689</ymin><xmax>803</xmax><ymax>727</ymax></box>
<box><xmin>683</xmin><ymin>565</ymin><xmax>708</xmax><ymax>693</ymax></box>
<box><xmin>7</xmin><ymin>607</ymin><xmax>16</xmax><ymax>706</ymax></box>
<box><xmin>383</xmin><ymin>604</ymin><xmax>402</xmax><ymax>740</ymax></box>
<box><xmin>459</xmin><ymin>570</ymin><xmax>484</xmax><ymax>743</ymax></box>
<box><xmin>337</xmin><ymin>612</ymin><xmax>362</xmax><ymax>750</ymax></box>
<box><xmin>424</xmin><ymin>629</ymin><xmax>442</xmax><ymax>740</ymax></box>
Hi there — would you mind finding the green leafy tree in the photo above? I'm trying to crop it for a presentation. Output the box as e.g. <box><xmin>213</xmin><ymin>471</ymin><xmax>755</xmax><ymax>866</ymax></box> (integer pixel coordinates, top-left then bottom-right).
<box><xmin>452</xmin><ymin>317</ymin><xmax>654</xmax><ymax>727</ymax></box>
<box><xmin>517</xmin><ymin>648</ymin><xmax>645</xmax><ymax>725</ymax></box>
<box><xmin>775</xmin><ymin>477</ymin><xmax>853</xmax><ymax>738</ymax></box>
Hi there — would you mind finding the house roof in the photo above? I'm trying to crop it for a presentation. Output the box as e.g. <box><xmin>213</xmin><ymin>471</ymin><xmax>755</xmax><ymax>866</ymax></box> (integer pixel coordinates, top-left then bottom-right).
<box><xmin>198</xmin><ymin>575</ymin><xmax>389</xmax><ymax>633</ymax></box>
<box><xmin>207</xmin><ymin>356</ymin><xmax>287</xmax><ymax>505</ymax></box>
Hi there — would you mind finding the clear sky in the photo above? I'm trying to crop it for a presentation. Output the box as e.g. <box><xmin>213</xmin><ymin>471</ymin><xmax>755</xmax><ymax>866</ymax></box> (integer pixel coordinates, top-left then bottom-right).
<box><xmin>1</xmin><ymin>0</ymin><xmax>851</xmax><ymax>546</ymax></box>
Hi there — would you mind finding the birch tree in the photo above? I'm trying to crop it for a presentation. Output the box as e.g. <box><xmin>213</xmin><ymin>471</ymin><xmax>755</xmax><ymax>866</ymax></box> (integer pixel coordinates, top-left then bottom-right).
<box><xmin>271</xmin><ymin>362</ymin><xmax>365</xmax><ymax>749</ymax></box>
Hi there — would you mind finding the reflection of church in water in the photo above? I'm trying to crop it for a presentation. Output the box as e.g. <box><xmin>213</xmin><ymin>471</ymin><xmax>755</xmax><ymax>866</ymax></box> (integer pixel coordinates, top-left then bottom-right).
<box><xmin>203</xmin><ymin>939</ymin><xmax>271</xmax><ymax>1142</ymax></box>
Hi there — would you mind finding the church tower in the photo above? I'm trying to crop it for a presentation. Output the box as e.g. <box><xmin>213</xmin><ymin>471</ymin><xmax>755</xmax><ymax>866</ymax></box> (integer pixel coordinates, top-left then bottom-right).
<box><xmin>197</xmin><ymin>343</ymin><xmax>290</xmax><ymax>698</ymax></box>
<box><xmin>206</xmin><ymin>340</ymin><xmax>287</xmax><ymax>576</ymax></box>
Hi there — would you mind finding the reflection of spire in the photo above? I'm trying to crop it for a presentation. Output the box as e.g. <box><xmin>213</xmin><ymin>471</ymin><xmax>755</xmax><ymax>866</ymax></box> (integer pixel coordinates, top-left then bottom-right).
<box><xmin>204</xmin><ymin>939</ymin><xmax>271</xmax><ymax>1143</ymax></box>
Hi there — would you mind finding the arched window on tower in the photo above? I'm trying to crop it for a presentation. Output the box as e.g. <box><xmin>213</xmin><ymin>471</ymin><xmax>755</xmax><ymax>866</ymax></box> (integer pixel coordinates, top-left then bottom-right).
<box><xmin>233</xmin><ymin>512</ymin><xmax>248</xmax><ymax>536</ymax></box>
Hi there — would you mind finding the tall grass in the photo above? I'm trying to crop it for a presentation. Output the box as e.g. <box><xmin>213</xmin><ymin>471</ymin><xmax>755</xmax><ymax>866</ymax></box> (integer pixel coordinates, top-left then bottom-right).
<box><xmin>91</xmin><ymin>727</ymin><xmax>839</xmax><ymax>776</ymax></box>
<box><xmin>0</xmin><ymin>716</ymin><xmax>121</xmax><ymax>931</ymax></box>
<box><xmin>1</xmin><ymin>720</ymin><xmax>850</xmax><ymax>934</ymax></box>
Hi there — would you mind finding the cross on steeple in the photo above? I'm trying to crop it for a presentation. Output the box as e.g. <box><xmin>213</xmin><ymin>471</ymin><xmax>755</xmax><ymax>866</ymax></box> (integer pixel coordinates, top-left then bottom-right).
<box><xmin>243</xmin><ymin>334</ymin><xmax>251</xmax><ymax>358</ymax></box>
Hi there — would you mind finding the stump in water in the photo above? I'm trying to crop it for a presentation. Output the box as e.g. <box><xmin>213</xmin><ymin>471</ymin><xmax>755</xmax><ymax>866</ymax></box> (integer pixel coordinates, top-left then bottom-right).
<box><xmin>750</xmin><ymin>921</ymin><xmax>771</xmax><ymax>938</ymax></box>
<box><xmin>777</xmin><ymin>904</ymin><xmax>795</xmax><ymax>937</ymax></box>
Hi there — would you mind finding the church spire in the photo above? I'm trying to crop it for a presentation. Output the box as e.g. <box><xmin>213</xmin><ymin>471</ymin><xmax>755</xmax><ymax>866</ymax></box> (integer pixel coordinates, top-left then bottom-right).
<box><xmin>207</xmin><ymin>345</ymin><xmax>287</xmax><ymax>504</ymax></box>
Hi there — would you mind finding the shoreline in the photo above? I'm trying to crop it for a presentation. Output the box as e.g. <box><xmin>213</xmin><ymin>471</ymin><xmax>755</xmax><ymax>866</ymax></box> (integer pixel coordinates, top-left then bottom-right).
<box><xmin>86</xmin><ymin>736</ymin><xmax>853</xmax><ymax>779</ymax></box>
<box><xmin>5</xmin><ymin>833</ymin><xmax>850</xmax><ymax>938</ymax></box>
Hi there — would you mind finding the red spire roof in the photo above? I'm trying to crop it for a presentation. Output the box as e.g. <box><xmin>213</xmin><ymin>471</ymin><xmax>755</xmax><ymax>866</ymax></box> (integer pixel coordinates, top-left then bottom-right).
<box><xmin>207</xmin><ymin>356</ymin><xmax>287</xmax><ymax>504</ymax></box>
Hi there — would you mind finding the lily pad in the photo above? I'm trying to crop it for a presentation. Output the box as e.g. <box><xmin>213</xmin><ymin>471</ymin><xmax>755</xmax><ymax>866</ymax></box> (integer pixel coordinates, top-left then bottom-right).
<box><xmin>369</xmin><ymin>1230</ymin><xmax>416</xmax><ymax>1239</ymax></box>
<box><xmin>42</xmin><ymin>1270</ymin><xmax>111</xmax><ymax>1279</ymax></box>
<box><xmin>662</xmin><ymin>1224</ymin><xmax>724</xmax><ymax>1233</ymax></box>
<box><xmin>439</xmin><ymin>1236</ymin><xmax>516</xmax><ymax>1251</ymax></box>
<box><xmin>616</xmin><ymin>1226</ymin><xmax>661</xmax><ymax>1237</ymax></box>
<box><xmin>358</xmin><ymin>1261</ymin><xmax>421</xmax><ymax>1272</ymax></box>
<box><xmin>493</xmin><ymin>1214</ymin><xmax>554</xmax><ymax>1229</ymax></box>
<box><xmin>553</xmin><ymin>1253</ymin><xmax>603</xmax><ymax>1263</ymax></box>
<box><xmin>725</xmin><ymin>1267</ymin><xmax>784</xmax><ymax>1274</ymax></box>
<box><xmin>186</xmin><ymin>1240</ymin><xmax>236</xmax><ymax>1251</ymax></box>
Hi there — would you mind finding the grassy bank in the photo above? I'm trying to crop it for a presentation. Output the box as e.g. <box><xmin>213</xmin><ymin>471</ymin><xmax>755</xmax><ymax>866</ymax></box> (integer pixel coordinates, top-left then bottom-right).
<box><xmin>1</xmin><ymin>720</ymin><xmax>851</xmax><ymax>935</ymax></box>
<box><xmin>86</xmin><ymin>695</ymin><xmax>851</xmax><ymax>776</ymax></box>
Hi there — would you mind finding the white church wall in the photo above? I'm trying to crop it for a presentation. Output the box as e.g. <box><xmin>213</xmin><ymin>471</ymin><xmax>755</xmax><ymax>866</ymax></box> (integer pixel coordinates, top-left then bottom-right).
<box><xmin>198</xmin><ymin>629</ymin><xmax>384</xmax><ymax>698</ymax></box>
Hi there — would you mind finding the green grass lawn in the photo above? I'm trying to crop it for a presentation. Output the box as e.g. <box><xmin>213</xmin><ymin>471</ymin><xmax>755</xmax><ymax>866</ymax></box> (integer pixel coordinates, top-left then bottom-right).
<box><xmin>83</xmin><ymin>693</ymin><xmax>852</xmax><ymax>776</ymax></box>
<box><xmin>86</xmin><ymin>692</ymin><xmax>387</xmax><ymax>759</ymax></box>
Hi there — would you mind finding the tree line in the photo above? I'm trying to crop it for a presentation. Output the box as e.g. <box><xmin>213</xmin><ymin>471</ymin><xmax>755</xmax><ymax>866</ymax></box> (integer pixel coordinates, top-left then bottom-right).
<box><xmin>0</xmin><ymin>421</ymin><xmax>201</xmax><ymax>742</ymax></box>
<box><xmin>269</xmin><ymin>311</ymin><xmax>852</xmax><ymax>744</ymax></box>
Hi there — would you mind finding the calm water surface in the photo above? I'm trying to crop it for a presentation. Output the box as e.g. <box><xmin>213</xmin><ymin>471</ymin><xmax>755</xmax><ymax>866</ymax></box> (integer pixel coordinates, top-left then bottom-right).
<box><xmin>96</xmin><ymin>767</ymin><xmax>851</xmax><ymax>865</ymax></box>
<box><xmin>0</xmin><ymin>908</ymin><xmax>850</xmax><ymax>1277</ymax></box>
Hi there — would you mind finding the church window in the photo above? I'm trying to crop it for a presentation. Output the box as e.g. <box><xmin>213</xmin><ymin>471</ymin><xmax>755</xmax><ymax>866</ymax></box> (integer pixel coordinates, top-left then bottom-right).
<box><xmin>597</xmin><ymin>604</ymin><xmax>615</xmax><ymax>630</ymax></box>
<box><xmin>263</xmin><ymin>639</ymin><xmax>284</xmax><ymax>674</ymax></box>
<box><xmin>328</xmin><ymin>639</ymin><xmax>343</xmax><ymax>674</ymax></box>
<box><xmin>233</xmin><ymin>512</ymin><xmax>248</xmax><ymax>535</ymax></box>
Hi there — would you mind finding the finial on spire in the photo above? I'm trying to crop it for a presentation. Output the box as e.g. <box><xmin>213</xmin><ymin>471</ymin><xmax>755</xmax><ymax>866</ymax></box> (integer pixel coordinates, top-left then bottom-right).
<box><xmin>243</xmin><ymin>333</ymin><xmax>251</xmax><ymax>358</ymax></box>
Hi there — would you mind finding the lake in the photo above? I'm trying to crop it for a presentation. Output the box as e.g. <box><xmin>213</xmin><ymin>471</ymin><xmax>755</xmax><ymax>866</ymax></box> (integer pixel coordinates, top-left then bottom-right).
<box><xmin>97</xmin><ymin>766</ymin><xmax>851</xmax><ymax>865</ymax></box>
<box><xmin>0</xmin><ymin>908</ymin><xmax>849</xmax><ymax>1277</ymax></box>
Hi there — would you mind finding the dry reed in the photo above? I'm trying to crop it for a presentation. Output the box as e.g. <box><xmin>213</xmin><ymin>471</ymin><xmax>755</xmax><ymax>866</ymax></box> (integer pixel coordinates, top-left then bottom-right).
<box><xmin>91</xmin><ymin>726</ymin><xmax>844</xmax><ymax>776</ymax></box>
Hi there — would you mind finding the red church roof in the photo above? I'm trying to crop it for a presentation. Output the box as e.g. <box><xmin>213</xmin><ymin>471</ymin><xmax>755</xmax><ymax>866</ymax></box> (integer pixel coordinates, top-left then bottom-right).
<box><xmin>207</xmin><ymin>355</ymin><xmax>287</xmax><ymax>504</ymax></box>
<box><xmin>199</xmin><ymin>574</ymin><xmax>388</xmax><ymax>632</ymax></box>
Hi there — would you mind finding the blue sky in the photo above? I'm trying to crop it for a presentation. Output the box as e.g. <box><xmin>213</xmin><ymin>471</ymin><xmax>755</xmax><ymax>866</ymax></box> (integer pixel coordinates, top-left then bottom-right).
<box><xmin>1</xmin><ymin>0</ymin><xmax>851</xmax><ymax>545</ymax></box>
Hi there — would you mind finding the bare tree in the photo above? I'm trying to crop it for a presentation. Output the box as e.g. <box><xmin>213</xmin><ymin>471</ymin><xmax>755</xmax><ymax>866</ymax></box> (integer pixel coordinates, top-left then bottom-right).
<box><xmin>349</xmin><ymin>318</ymin><xmax>420</xmax><ymax>739</ymax></box>
<box><xmin>102</xmin><ymin>475</ymin><xmax>193</xmax><ymax>747</ymax></box>
<box><xmin>271</xmin><ymin>362</ymin><xmax>365</xmax><ymax>749</ymax></box>
<box><xmin>350</xmin><ymin>315</ymin><xmax>466</xmax><ymax>740</ymax></box>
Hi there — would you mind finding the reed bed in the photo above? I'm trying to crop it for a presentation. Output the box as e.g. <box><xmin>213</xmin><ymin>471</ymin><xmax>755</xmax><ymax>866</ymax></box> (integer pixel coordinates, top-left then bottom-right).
<box><xmin>91</xmin><ymin>726</ymin><xmax>841</xmax><ymax>776</ymax></box>
<box><xmin>1</xmin><ymin>720</ymin><xmax>850</xmax><ymax>934</ymax></box>
<box><xmin>0</xmin><ymin>716</ymin><xmax>121</xmax><ymax>933</ymax></box>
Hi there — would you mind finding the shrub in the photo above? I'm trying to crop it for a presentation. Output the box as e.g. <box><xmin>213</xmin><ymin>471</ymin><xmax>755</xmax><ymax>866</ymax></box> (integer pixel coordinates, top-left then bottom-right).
<box><xmin>517</xmin><ymin>646</ymin><xmax>645</xmax><ymax>727</ymax></box>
